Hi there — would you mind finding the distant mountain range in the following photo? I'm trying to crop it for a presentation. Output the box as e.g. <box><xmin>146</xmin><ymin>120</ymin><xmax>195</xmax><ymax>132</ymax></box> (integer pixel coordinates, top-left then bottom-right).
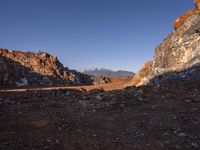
<box><xmin>78</xmin><ymin>68</ymin><xmax>135</xmax><ymax>77</ymax></box>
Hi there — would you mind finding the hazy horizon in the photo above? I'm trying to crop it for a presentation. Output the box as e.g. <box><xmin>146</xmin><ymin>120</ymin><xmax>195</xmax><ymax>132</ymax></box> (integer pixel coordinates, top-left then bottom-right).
<box><xmin>0</xmin><ymin>0</ymin><xmax>193</xmax><ymax>72</ymax></box>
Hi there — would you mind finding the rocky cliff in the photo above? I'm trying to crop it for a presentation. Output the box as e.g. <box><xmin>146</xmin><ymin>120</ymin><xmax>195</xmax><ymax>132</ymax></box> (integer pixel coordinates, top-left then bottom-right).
<box><xmin>132</xmin><ymin>0</ymin><xmax>200</xmax><ymax>86</ymax></box>
<box><xmin>0</xmin><ymin>49</ymin><xmax>110</xmax><ymax>87</ymax></box>
<box><xmin>174</xmin><ymin>0</ymin><xmax>200</xmax><ymax>29</ymax></box>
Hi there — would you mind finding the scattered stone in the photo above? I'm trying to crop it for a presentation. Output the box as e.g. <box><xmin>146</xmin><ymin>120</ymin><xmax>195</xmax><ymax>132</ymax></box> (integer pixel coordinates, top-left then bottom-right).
<box><xmin>193</xmin><ymin>98</ymin><xmax>200</xmax><ymax>102</ymax></box>
<box><xmin>96</xmin><ymin>95</ymin><xmax>103</xmax><ymax>101</ymax></box>
<box><xmin>46</xmin><ymin>138</ymin><xmax>52</xmax><ymax>143</ymax></box>
<box><xmin>114</xmin><ymin>137</ymin><xmax>120</xmax><ymax>143</ymax></box>
<box><xmin>185</xmin><ymin>99</ymin><xmax>192</xmax><ymax>103</ymax></box>
<box><xmin>65</xmin><ymin>91</ymin><xmax>70</xmax><ymax>95</ymax></box>
<box><xmin>55</xmin><ymin>139</ymin><xmax>59</xmax><ymax>144</ymax></box>
<box><xmin>191</xmin><ymin>143</ymin><xmax>199</xmax><ymax>148</ymax></box>
<box><xmin>138</xmin><ymin>97</ymin><xmax>143</xmax><ymax>101</ymax></box>
<box><xmin>177</xmin><ymin>133</ymin><xmax>187</xmax><ymax>137</ymax></box>
<box><xmin>192</xmin><ymin>118</ymin><xmax>200</xmax><ymax>125</ymax></box>
<box><xmin>92</xmin><ymin>134</ymin><xmax>97</xmax><ymax>137</ymax></box>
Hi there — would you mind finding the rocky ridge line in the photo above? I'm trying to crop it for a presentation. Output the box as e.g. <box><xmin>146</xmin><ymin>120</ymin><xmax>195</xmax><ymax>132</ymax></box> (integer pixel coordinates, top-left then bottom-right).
<box><xmin>0</xmin><ymin>49</ymin><xmax>110</xmax><ymax>87</ymax></box>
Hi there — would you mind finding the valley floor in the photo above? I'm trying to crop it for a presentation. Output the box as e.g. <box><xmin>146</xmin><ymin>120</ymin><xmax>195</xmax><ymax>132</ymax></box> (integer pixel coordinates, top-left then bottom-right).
<box><xmin>1</xmin><ymin>80</ymin><xmax>200</xmax><ymax>150</ymax></box>
<box><xmin>0</xmin><ymin>77</ymin><xmax>132</xmax><ymax>93</ymax></box>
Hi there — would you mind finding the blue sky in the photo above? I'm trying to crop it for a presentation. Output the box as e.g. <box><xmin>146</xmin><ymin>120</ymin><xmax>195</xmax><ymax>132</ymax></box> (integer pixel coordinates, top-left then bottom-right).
<box><xmin>0</xmin><ymin>0</ymin><xmax>193</xmax><ymax>72</ymax></box>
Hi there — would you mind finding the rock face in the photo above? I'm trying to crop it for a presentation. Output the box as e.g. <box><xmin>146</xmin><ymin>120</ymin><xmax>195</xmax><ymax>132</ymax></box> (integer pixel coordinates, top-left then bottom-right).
<box><xmin>70</xmin><ymin>70</ymin><xmax>111</xmax><ymax>86</ymax></box>
<box><xmin>195</xmin><ymin>0</ymin><xmax>200</xmax><ymax>11</ymax></box>
<box><xmin>0</xmin><ymin>49</ymin><xmax>79</xmax><ymax>87</ymax></box>
<box><xmin>0</xmin><ymin>49</ymin><xmax>110</xmax><ymax>87</ymax></box>
<box><xmin>132</xmin><ymin>3</ymin><xmax>200</xmax><ymax>86</ymax></box>
<box><xmin>174</xmin><ymin>10</ymin><xmax>198</xmax><ymax>30</ymax></box>
<box><xmin>174</xmin><ymin>0</ymin><xmax>200</xmax><ymax>29</ymax></box>
<box><xmin>131</xmin><ymin>61</ymin><xmax>153</xmax><ymax>86</ymax></box>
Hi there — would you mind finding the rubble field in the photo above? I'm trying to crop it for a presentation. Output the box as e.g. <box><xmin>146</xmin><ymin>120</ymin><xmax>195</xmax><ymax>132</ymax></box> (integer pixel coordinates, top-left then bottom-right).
<box><xmin>1</xmin><ymin>79</ymin><xmax>200</xmax><ymax>150</ymax></box>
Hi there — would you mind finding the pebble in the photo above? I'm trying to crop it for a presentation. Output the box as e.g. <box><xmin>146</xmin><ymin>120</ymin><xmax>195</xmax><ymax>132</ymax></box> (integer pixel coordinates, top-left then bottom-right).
<box><xmin>193</xmin><ymin>98</ymin><xmax>200</xmax><ymax>102</ymax></box>
<box><xmin>191</xmin><ymin>143</ymin><xmax>199</xmax><ymax>148</ymax></box>
<box><xmin>185</xmin><ymin>99</ymin><xmax>192</xmax><ymax>103</ymax></box>
<box><xmin>65</xmin><ymin>91</ymin><xmax>70</xmax><ymax>95</ymax></box>
<box><xmin>177</xmin><ymin>132</ymin><xmax>187</xmax><ymax>137</ymax></box>
<box><xmin>46</xmin><ymin>138</ymin><xmax>52</xmax><ymax>143</ymax></box>
<box><xmin>192</xmin><ymin>118</ymin><xmax>200</xmax><ymax>125</ymax></box>
<box><xmin>55</xmin><ymin>139</ymin><xmax>59</xmax><ymax>144</ymax></box>
<box><xmin>138</xmin><ymin>97</ymin><xmax>143</xmax><ymax>101</ymax></box>
<box><xmin>114</xmin><ymin>137</ymin><xmax>120</xmax><ymax>143</ymax></box>
<box><xmin>96</xmin><ymin>95</ymin><xmax>103</xmax><ymax>101</ymax></box>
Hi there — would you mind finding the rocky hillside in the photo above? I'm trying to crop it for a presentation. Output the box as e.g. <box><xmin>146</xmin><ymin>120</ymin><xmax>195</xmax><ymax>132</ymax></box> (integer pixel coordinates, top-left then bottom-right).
<box><xmin>132</xmin><ymin>0</ymin><xmax>200</xmax><ymax>86</ymax></box>
<box><xmin>0</xmin><ymin>49</ymin><xmax>110</xmax><ymax>87</ymax></box>
<box><xmin>79</xmin><ymin>68</ymin><xmax>134</xmax><ymax>78</ymax></box>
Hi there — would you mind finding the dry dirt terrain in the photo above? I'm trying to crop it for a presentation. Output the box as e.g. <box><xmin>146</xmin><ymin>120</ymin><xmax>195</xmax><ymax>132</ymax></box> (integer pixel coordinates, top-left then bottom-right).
<box><xmin>0</xmin><ymin>77</ymin><xmax>132</xmax><ymax>93</ymax></box>
<box><xmin>1</xmin><ymin>79</ymin><xmax>200</xmax><ymax>150</ymax></box>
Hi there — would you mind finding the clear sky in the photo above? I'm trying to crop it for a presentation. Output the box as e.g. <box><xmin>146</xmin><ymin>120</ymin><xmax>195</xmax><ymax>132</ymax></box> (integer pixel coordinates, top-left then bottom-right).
<box><xmin>0</xmin><ymin>0</ymin><xmax>193</xmax><ymax>72</ymax></box>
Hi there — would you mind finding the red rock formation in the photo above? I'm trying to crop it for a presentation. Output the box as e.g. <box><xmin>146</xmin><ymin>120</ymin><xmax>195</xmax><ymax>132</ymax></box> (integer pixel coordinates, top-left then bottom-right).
<box><xmin>0</xmin><ymin>49</ymin><xmax>111</xmax><ymax>87</ymax></box>
<box><xmin>174</xmin><ymin>10</ymin><xmax>198</xmax><ymax>29</ymax></box>
<box><xmin>174</xmin><ymin>0</ymin><xmax>200</xmax><ymax>29</ymax></box>
<box><xmin>131</xmin><ymin>61</ymin><xmax>153</xmax><ymax>86</ymax></box>
<box><xmin>195</xmin><ymin>0</ymin><xmax>200</xmax><ymax>10</ymax></box>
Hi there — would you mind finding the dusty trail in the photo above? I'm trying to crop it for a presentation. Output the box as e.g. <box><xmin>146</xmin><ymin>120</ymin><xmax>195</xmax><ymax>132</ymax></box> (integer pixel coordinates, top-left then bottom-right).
<box><xmin>0</xmin><ymin>79</ymin><xmax>132</xmax><ymax>93</ymax></box>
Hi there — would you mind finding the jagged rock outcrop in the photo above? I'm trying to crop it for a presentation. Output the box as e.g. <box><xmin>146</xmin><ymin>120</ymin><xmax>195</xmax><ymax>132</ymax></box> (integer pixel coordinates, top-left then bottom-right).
<box><xmin>174</xmin><ymin>10</ymin><xmax>198</xmax><ymax>29</ymax></box>
<box><xmin>132</xmin><ymin>1</ymin><xmax>200</xmax><ymax>86</ymax></box>
<box><xmin>70</xmin><ymin>70</ymin><xmax>111</xmax><ymax>85</ymax></box>
<box><xmin>0</xmin><ymin>49</ymin><xmax>79</xmax><ymax>87</ymax></box>
<box><xmin>131</xmin><ymin>61</ymin><xmax>153</xmax><ymax>86</ymax></box>
<box><xmin>195</xmin><ymin>0</ymin><xmax>200</xmax><ymax>11</ymax></box>
<box><xmin>174</xmin><ymin>0</ymin><xmax>200</xmax><ymax>29</ymax></box>
<box><xmin>0</xmin><ymin>49</ymin><xmax>110</xmax><ymax>87</ymax></box>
